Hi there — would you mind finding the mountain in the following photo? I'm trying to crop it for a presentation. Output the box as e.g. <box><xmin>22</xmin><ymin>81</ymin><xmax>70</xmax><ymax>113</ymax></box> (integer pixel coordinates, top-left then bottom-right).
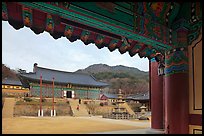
<box><xmin>75</xmin><ymin>64</ymin><xmax>149</xmax><ymax>95</ymax></box>
<box><xmin>77</xmin><ymin>64</ymin><xmax>112</xmax><ymax>73</ymax></box>
<box><xmin>76</xmin><ymin>63</ymin><xmax>148</xmax><ymax>75</ymax></box>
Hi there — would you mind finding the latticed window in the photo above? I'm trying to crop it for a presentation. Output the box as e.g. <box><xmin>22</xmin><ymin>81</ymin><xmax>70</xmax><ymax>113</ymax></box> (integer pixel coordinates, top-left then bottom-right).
<box><xmin>30</xmin><ymin>84</ymin><xmax>63</xmax><ymax>98</ymax></box>
<box><xmin>75</xmin><ymin>89</ymin><xmax>100</xmax><ymax>99</ymax></box>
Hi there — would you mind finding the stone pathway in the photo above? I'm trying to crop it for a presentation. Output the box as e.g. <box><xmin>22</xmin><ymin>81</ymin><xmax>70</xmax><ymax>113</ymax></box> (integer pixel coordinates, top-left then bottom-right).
<box><xmin>2</xmin><ymin>98</ymin><xmax>16</xmax><ymax>118</ymax></box>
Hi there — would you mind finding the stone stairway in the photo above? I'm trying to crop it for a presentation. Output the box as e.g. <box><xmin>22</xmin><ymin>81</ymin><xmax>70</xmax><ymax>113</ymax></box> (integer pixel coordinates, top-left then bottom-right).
<box><xmin>2</xmin><ymin>98</ymin><xmax>16</xmax><ymax>118</ymax></box>
<box><xmin>122</xmin><ymin>102</ymin><xmax>136</xmax><ymax>115</ymax></box>
<box><xmin>68</xmin><ymin>99</ymin><xmax>89</xmax><ymax>117</ymax></box>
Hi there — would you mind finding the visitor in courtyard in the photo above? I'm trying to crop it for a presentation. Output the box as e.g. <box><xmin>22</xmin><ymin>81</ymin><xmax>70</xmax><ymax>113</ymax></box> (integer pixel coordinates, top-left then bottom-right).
<box><xmin>79</xmin><ymin>99</ymin><xmax>81</xmax><ymax>104</ymax></box>
<box><xmin>77</xmin><ymin>105</ymin><xmax>79</xmax><ymax>111</ymax></box>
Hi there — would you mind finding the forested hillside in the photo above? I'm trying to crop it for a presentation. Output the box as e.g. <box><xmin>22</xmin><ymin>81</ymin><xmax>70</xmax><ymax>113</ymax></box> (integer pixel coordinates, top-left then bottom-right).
<box><xmin>2</xmin><ymin>64</ymin><xmax>18</xmax><ymax>80</ymax></box>
<box><xmin>76</xmin><ymin>64</ymin><xmax>149</xmax><ymax>95</ymax></box>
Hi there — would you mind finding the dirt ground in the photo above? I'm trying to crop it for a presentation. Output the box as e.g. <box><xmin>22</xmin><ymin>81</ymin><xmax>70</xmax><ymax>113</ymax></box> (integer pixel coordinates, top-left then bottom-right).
<box><xmin>2</xmin><ymin>116</ymin><xmax>150</xmax><ymax>134</ymax></box>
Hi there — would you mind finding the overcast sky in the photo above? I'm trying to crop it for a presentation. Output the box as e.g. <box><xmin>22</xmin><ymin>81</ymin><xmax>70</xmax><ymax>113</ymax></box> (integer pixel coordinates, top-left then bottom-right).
<box><xmin>2</xmin><ymin>21</ymin><xmax>149</xmax><ymax>73</ymax></box>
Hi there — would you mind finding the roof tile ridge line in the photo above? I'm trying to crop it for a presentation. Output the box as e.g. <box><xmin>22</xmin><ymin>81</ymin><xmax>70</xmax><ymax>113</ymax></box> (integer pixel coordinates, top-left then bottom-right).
<box><xmin>37</xmin><ymin>66</ymin><xmax>72</xmax><ymax>74</ymax></box>
<box><xmin>72</xmin><ymin>71</ymin><xmax>93</xmax><ymax>76</ymax></box>
<box><xmin>20</xmin><ymin>72</ymin><xmax>36</xmax><ymax>75</ymax></box>
<box><xmin>37</xmin><ymin>66</ymin><xmax>92</xmax><ymax>76</ymax></box>
<box><xmin>90</xmin><ymin>74</ymin><xmax>97</xmax><ymax>81</ymax></box>
<box><xmin>89</xmin><ymin>74</ymin><xmax>109</xmax><ymax>84</ymax></box>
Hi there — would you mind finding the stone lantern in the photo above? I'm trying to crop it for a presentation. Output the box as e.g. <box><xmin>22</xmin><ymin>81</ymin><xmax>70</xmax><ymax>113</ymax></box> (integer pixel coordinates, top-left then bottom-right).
<box><xmin>140</xmin><ymin>105</ymin><xmax>147</xmax><ymax>114</ymax></box>
<box><xmin>138</xmin><ymin>105</ymin><xmax>149</xmax><ymax>120</ymax></box>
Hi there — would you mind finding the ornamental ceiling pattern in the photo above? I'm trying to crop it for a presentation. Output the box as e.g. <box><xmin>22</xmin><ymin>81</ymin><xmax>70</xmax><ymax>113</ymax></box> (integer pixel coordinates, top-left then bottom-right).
<box><xmin>2</xmin><ymin>2</ymin><xmax>202</xmax><ymax>60</ymax></box>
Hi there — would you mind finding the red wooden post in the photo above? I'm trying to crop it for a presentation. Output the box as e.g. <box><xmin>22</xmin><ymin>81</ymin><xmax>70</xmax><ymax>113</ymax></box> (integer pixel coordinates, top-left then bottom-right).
<box><xmin>61</xmin><ymin>86</ymin><xmax>64</xmax><ymax>98</ymax></box>
<box><xmin>149</xmin><ymin>59</ymin><xmax>151</xmax><ymax>111</ymax></box>
<box><xmin>52</xmin><ymin>77</ymin><xmax>55</xmax><ymax>115</ymax></box>
<box><xmin>30</xmin><ymin>86</ymin><xmax>32</xmax><ymax>97</ymax></box>
<box><xmin>61</xmin><ymin>89</ymin><xmax>63</xmax><ymax>98</ymax></box>
<box><xmin>40</xmin><ymin>74</ymin><xmax>42</xmax><ymax>115</ymax></box>
<box><xmin>44</xmin><ymin>84</ymin><xmax>46</xmax><ymax>97</ymax></box>
<box><xmin>45</xmin><ymin>84</ymin><xmax>48</xmax><ymax>97</ymax></box>
<box><xmin>75</xmin><ymin>89</ymin><xmax>77</xmax><ymax>99</ymax></box>
<box><xmin>150</xmin><ymin>60</ymin><xmax>164</xmax><ymax>130</ymax></box>
<box><xmin>87</xmin><ymin>90</ymin><xmax>88</xmax><ymax>99</ymax></box>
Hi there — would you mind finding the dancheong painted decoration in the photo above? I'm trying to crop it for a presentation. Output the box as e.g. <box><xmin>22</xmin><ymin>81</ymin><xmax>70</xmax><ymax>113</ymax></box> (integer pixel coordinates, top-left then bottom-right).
<box><xmin>2</xmin><ymin>2</ymin><xmax>202</xmax><ymax>74</ymax></box>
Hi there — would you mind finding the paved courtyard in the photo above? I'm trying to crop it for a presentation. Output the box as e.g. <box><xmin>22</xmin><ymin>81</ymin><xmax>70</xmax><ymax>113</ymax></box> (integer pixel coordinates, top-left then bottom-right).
<box><xmin>2</xmin><ymin>116</ymin><xmax>150</xmax><ymax>134</ymax></box>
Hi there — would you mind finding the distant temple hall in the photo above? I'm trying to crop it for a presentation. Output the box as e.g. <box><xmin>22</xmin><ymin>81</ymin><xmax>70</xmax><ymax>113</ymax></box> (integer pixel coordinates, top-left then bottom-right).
<box><xmin>2</xmin><ymin>78</ymin><xmax>29</xmax><ymax>94</ymax></box>
<box><xmin>19</xmin><ymin>63</ymin><xmax>109</xmax><ymax>99</ymax></box>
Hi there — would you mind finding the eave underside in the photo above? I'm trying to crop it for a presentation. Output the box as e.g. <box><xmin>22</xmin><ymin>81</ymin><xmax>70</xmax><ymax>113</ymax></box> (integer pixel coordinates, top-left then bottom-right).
<box><xmin>1</xmin><ymin>2</ymin><xmax>177</xmax><ymax>59</ymax></box>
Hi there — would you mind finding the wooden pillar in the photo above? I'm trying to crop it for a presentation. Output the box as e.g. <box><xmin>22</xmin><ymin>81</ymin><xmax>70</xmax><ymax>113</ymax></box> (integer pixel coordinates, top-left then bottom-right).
<box><xmin>74</xmin><ymin>89</ymin><xmax>77</xmax><ymax>99</ymax></box>
<box><xmin>164</xmin><ymin>47</ymin><xmax>189</xmax><ymax>134</ymax></box>
<box><xmin>52</xmin><ymin>77</ymin><xmax>55</xmax><ymax>115</ymax></box>
<box><xmin>164</xmin><ymin>73</ymin><xmax>189</xmax><ymax>133</ymax></box>
<box><xmin>30</xmin><ymin>85</ymin><xmax>32</xmax><ymax>97</ymax></box>
<box><xmin>150</xmin><ymin>58</ymin><xmax>164</xmax><ymax>130</ymax></box>
<box><xmin>164</xmin><ymin>20</ymin><xmax>190</xmax><ymax>133</ymax></box>
<box><xmin>61</xmin><ymin>89</ymin><xmax>64</xmax><ymax>98</ymax></box>
<box><xmin>149</xmin><ymin>60</ymin><xmax>151</xmax><ymax>111</ymax></box>
<box><xmin>47</xmin><ymin>85</ymin><xmax>49</xmax><ymax>97</ymax></box>
<box><xmin>40</xmin><ymin>74</ymin><xmax>42</xmax><ymax>115</ymax></box>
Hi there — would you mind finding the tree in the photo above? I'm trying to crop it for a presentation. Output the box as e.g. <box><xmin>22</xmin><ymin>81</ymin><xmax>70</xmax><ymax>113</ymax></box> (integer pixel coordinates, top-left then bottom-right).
<box><xmin>2</xmin><ymin>64</ymin><xmax>18</xmax><ymax>80</ymax></box>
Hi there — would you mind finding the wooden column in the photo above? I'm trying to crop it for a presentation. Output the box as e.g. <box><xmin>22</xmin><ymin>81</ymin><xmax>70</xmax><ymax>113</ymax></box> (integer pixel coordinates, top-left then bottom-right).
<box><xmin>164</xmin><ymin>47</ymin><xmax>189</xmax><ymax>134</ymax></box>
<box><xmin>52</xmin><ymin>77</ymin><xmax>55</xmax><ymax>115</ymax></box>
<box><xmin>40</xmin><ymin>74</ymin><xmax>42</xmax><ymax>115</ymax></box>
<box><xmin>164</xmin><ymin>22</ymin><xmax>189</xmax><ymax>133</ymax></box>
<box><xmin>164</xmin><ymin>73</ymin><xmax>189</xmax><ymax>133</ymax></box>
<box><xmin>150</xmin><ymin>58</ymin><xmax>164</xmax><ymax>130</ymax></box>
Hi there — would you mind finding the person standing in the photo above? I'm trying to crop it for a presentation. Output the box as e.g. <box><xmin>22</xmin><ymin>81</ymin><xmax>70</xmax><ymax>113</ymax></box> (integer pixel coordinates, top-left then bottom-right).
<box><xmin>77</xmin><ymin>105</ymin><xmax>79</xmax><ymax>111</ymax></box>
<box><xmin>79</xmin><ymin>99</ymin><xmax>81</xmax><ymax>104</ymax></box>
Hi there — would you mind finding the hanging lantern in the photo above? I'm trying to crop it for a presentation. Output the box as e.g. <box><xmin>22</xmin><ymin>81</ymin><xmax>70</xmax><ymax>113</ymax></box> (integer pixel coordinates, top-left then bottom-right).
<box><xmin>158</xmin><ymin>62</ymin><xmax>165</xmax><ymax>76</ymax></box>
<box><xmin>155</xmin><ymin>53</ymin><xmax>165</xmax><ymax>76</ymax></box>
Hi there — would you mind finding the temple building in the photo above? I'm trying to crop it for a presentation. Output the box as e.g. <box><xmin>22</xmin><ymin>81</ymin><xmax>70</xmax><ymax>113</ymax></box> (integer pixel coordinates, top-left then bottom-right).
<box><xmin>19</xmin><ymin>63</ymin><xmax>109</xmax><ymax>99</ymax></box>
<box><xmin>2</xmin><ymin>77</ymin><xmax>29</xmax><ymax>95</ymax></box>
<box><xmin>126</xmin><ymin>92</ymin><xmax>150</xmax><ymax>111</ymax></box>
<box><xmin>100</xmin><ymin>93</ymin><xmax>118</xmax><ymax>103</ymax></box>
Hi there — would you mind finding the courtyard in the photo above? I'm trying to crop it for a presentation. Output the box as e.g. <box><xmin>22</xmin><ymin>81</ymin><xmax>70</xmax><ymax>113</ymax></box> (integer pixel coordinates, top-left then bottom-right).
<box><xmin>2</xmin><ymin>116</ymin><xmax>150</xmax><ymax>134</ymax></box>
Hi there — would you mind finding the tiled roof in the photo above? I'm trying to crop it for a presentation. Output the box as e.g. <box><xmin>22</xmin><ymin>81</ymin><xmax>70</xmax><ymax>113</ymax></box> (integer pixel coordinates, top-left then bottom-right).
<box><xmin>2</xmin><ymin>78</ymin><xmax>22</xmax><ymax>86</ymax></box>
<box><xmin>126</xmin><ymin>92</ymin><xmax>149</xmax><ymax>100</ymax></box>
<box><xmin>102</xmin><ymin>93</ymin><xmax>118</xmax><ymax>99</ymax></box>
<box><xmin>19</xmin><ymin>66</ymin><xmax>109</xmax><ymax>87</ymax></box>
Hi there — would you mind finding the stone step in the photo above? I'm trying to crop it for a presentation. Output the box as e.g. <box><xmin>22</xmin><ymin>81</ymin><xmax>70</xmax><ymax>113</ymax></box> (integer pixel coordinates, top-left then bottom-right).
<box><xmin>68</xmin><ymin>99</ymin><xmax>89</xmax><ymax>117</ymax></box>
<box><xmin>122</xmin><ymin>102</ymin><xmax>135</xmax><ymax>115</ymax></box>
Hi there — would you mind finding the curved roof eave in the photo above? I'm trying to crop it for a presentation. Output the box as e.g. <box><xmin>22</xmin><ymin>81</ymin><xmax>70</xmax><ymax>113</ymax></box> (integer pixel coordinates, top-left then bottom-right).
<box><xmin>19</xmin><ymin>71</ymin><xmax>109</xmax><ymax>87</ymax></box>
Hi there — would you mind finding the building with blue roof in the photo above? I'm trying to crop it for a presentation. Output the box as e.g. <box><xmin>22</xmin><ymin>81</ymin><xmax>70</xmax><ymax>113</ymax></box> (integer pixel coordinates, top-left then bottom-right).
<box><xmin>19</xmin><ymin>63</ymin><xmax>109</xmax><ymax>99</ymax></box>
<box><xmin>2</xmin><ymin>77</ymin><xmax>29</xmax><ymax>95</ymax></box>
